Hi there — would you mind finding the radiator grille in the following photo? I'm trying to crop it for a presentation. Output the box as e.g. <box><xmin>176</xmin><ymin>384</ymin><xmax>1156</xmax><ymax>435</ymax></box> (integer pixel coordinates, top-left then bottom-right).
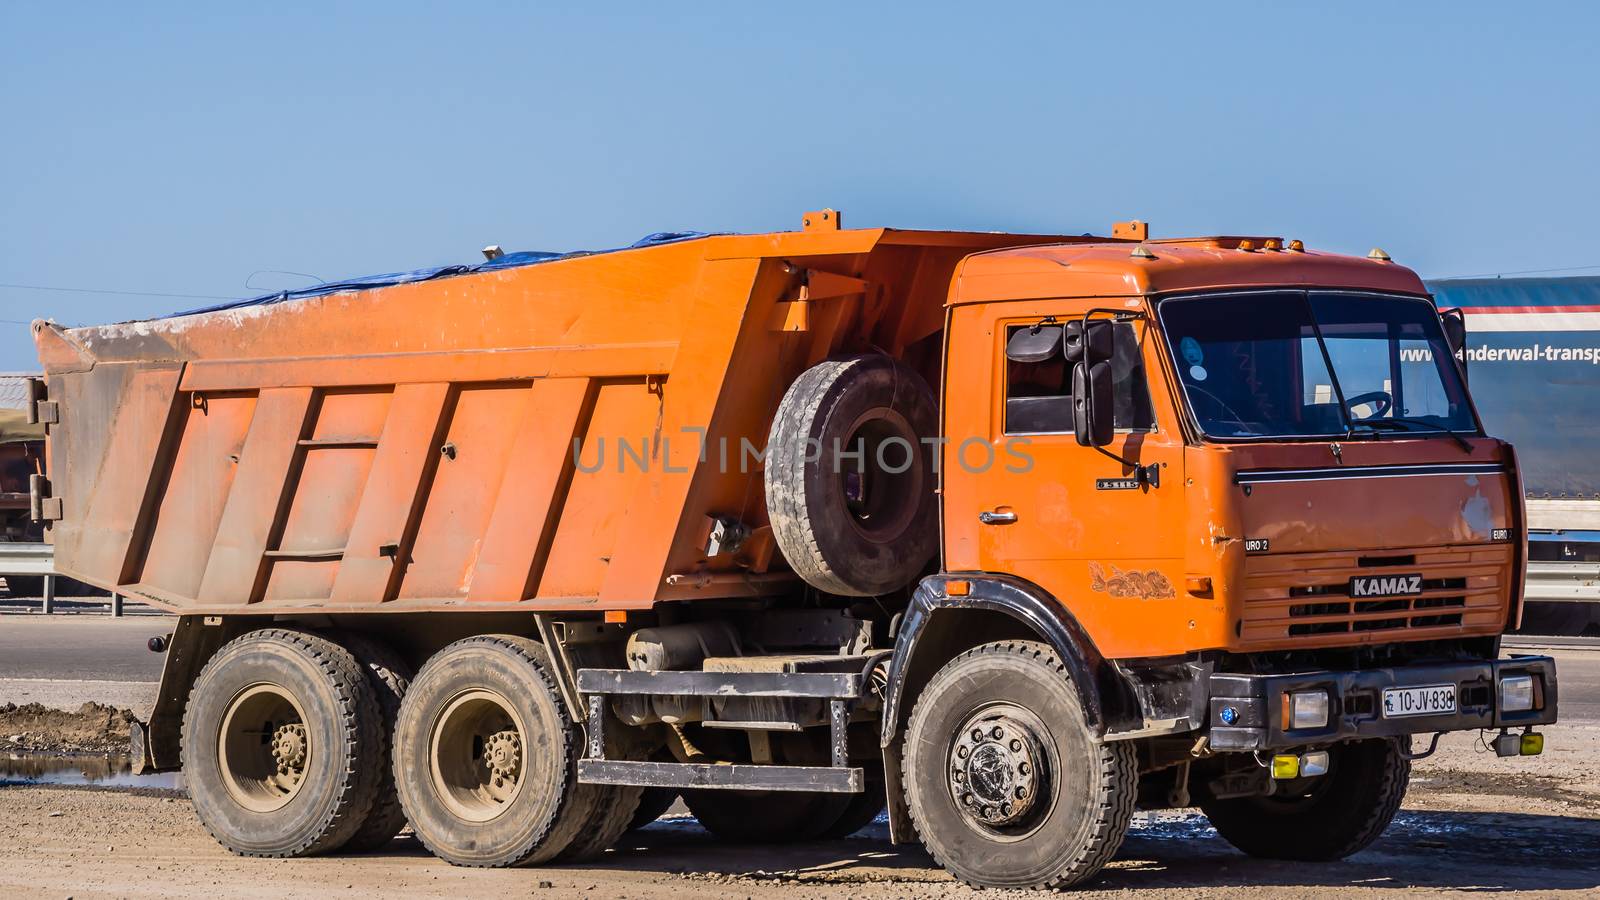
<box><xmin>1238</xmin><ymin>544</ymin><xmax>1510</xmax><ymax>648</ymax></box>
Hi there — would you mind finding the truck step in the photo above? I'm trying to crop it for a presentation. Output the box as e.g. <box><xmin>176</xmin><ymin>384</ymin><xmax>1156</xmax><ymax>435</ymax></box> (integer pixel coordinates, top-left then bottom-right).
<box><xmin>576</xmin><ymin>667</ymin><xmax>862</xmax><ymax>698</ymax></box>
<box><xmin>577</xmin><ymin>759</ymin><xmax>863</xmax><ymax>793</ymax></box>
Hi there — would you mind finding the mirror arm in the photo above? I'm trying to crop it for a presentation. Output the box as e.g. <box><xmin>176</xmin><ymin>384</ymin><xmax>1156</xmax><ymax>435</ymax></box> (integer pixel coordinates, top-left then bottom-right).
<box><xmin>1091</xmin><ymin>444</ymin><xmax>1159</xmax><ymax>487</ymax></box>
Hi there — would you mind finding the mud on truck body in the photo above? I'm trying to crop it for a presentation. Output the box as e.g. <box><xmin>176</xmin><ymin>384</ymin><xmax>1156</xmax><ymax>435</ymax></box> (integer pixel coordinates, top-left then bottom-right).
<box><xmin>30</xmin><ymin>214</ymin><xmax>1556</xmax><ymax>889</ymax></box>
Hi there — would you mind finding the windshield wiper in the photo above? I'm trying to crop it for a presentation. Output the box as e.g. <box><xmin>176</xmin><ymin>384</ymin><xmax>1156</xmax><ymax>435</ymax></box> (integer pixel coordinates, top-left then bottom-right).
<box><xmin>1353</xmin><ymin>417</ymin><xmax>1474</xmax><ymax>454</ymax></box>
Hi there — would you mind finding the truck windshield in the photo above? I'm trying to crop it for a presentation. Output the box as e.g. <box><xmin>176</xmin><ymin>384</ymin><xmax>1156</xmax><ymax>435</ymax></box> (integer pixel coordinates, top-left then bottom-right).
<box><xmin>1158</xmin><ymin>291</ymin><xmax>1477</xmax><ymax>441</ymax></box>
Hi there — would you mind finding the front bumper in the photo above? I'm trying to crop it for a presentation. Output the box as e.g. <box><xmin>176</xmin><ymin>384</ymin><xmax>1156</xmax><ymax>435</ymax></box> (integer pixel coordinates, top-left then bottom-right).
<box><xmin>1207</xmin><ymin>655</ymin><xmax>1558</xmax><ymax>752</ymax></box>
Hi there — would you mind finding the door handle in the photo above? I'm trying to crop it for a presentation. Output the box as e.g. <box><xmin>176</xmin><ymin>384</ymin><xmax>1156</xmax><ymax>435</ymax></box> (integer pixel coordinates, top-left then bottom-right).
<box><xmin>978</xmin><ymin>509</ymin><xmax>1017</xmax><ymax>525</ymax></box>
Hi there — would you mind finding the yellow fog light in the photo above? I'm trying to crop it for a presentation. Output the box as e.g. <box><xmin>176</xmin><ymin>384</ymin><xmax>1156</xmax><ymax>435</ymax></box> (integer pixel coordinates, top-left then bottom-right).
<box><xmin>1521</xmin><ymin>732</ymin><xmax>1544</xmax><ymax>756</ymax></box>
<box><xmin>1270</xmin><ymin>754</ymin><xmax>1300</xmax><ymax>779</ymax></box>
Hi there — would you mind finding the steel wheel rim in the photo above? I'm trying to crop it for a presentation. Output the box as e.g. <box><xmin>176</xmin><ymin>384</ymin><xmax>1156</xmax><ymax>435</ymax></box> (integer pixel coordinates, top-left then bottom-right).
<box><xmin>218</xmin><ymin>683</ymin><xmax>311</xmax><ymax>813</ymax></box>
<box><xmin>429</xmin><ymin>688</ymin><xmax>528</xmax><ymax>823</ymax></box>
<box><xmin>946</xmin><ymin>702</ymin><xmax>1058</xmax><ymax>840</ymax></box>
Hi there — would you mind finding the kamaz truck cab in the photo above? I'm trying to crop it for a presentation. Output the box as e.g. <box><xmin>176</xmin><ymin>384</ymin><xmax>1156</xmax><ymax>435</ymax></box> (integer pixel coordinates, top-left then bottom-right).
<box><xmin>879</xmin><ymin>232</ymin><xmax>1557</xmax><ymax>887</ymax></box>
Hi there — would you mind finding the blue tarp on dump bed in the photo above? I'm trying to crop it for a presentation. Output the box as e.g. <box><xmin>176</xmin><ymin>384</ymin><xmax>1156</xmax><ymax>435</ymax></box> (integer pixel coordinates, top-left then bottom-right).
<box><xmin>169</xmin><ymin>231</ymin><xmax>713</xmax><ymax>318</ymax></box>
<box><xmin>1426</xmin><ymin>275</ymin><xmax>1600</xmax><ymax>498</ymax></box>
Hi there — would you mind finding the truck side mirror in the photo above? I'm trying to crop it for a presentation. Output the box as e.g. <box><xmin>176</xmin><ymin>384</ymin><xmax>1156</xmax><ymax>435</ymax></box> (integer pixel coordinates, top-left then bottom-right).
<box><xmin>1065</xmin><ymin>320</ymin><xmax>1114</xmax><ymax>446</ymax></box>
<box><xmin>1439</xmin><ymin>308</ymin><xmax>1468</xmax><ymax>383</ymax></box>
<box><xmin>1006</xmin><ymin>324</ymin><xmax>1062</xmax><ymax>363</ymax></box>
<box><xmin>1072</xmin><ymin>360</ymin><xmax>1114</xmax><ymax>446</ymax></box>
<box><xmin>1063</xmin><ymin>320</ymin><xmax>1112</xmax><ymax>365</ymax></box>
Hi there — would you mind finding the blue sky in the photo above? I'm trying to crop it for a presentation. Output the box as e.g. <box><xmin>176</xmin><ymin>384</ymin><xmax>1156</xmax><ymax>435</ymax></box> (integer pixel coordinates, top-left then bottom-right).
<box><xmin>3</xmin><ymin>2</ymin><xmax>1596</xmax><ymax>370</ymax></box>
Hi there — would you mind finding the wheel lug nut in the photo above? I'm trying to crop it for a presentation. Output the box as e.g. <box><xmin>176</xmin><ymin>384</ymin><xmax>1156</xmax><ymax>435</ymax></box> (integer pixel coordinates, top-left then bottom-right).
<box><xmin>990</xmin><ymin>726</ymin><xmax>1003</xmax><ymax>739</ymax></box>
<box><xmin>1018</xmin><ymin>762</ymin><xmax>1030</xmax><ymax>775</ymax></box>
<box><xmin>1014</xmin><ymin>786</ymin><xmax>1027</xmax><ymax>799</ymax></box>
<box><xmin>956</xmin><ymin>746</ymin><xmax>969</xmax><ymax>759</ymax></box>
<box><xmin>953</xmin><ymin>771</ymin><xmax>965</xmax><ymax>783</ymax></box>
<box><xmin>1001</xmin><ymin>803</ymin><xmax>1013</xmax><ymax>816</ymax></box>
<box><xmin>962</xmin><ymin>793</ymin><xmax>974</xmax><ymax>806</ymax></box>
<box><xmin>1009</xmin><ymin>739</ymin><xmax>1022</xmax><ymax>752</ymax></box>
<box><xmin>971</xmin><ymin>728</ymin><xmax>983</xmax><ymax>742</ymax></box>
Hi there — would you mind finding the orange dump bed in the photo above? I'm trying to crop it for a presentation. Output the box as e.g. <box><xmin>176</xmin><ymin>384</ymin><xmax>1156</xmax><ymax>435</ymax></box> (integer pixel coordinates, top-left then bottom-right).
<box><xmin>33</xmin><ymin>225</ymin><xmax>1069</xmax><ymax>614</ymax></box>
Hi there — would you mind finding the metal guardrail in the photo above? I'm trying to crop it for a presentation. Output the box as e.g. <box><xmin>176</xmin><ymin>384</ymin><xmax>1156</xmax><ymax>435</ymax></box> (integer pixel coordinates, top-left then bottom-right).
<box><xmin>0</xmin><ymin>540</ymin><xmax>53</xmax><ymax>575</ymax></box>
<box><xmin>0</xmin><ymin>541</ymin><xmax>125</xmax><ymax>616</ymax></box>
<box><xmin>1503</xmin><ymin>634</ymin><xmax>1600</xmax><ymax>651</ymax></box>
<box><xmin>1525</xmin><ymin>561</ymin><xmax>1600</xmax><ymax>604</ymax></box>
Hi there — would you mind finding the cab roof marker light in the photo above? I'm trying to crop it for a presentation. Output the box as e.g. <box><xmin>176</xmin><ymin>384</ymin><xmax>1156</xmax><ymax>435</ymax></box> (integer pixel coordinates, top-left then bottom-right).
<box><xmin>1287</xmin><ymin>239</ymin><xmax>1306</xmax><ymax>252</ymax></box>
<box><xmin>1238</xmin><ymin>240</ymin><xmax>1257</xmax><ymax>252</ymax></box>
<box><xmin>1130</xmin><ymin>245</ymin><xmax>1157</xmax><ymax>260</ymax></box>
<box><xmin>1368</xmin><ymin>247</ymin><xmax>1392</xmax><ymax>261</ymax></box>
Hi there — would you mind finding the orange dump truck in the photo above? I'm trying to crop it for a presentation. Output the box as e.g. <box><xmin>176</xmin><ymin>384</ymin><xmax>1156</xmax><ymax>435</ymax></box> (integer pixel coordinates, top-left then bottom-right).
<box><xmin>29</xmin><ymin>213</ymin><xmax>1557</xmax><ymax>888</ymax></box>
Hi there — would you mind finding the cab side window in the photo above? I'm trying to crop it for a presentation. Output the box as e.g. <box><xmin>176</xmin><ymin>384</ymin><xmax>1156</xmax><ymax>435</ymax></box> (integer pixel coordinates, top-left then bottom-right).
<box><xmin>1004</xmin><ymin>320</ymin><xmax>1154</xmax><ymax>434</ymax></box>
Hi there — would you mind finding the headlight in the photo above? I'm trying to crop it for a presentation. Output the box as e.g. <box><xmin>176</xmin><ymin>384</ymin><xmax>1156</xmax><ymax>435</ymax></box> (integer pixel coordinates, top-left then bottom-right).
<box><xmin>1500</xmin><ymin>674</ymin><xmax>1535</xmax><ymax>713</ymax></box>
<box><xmin>1288</xmin><ymin>690</ymin><xmax>1330</xmax><ymax>729</ymax></box>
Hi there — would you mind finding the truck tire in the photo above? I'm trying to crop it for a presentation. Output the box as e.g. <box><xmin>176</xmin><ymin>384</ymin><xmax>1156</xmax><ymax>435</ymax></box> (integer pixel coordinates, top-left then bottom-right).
<box><xmin>556</xmin><ymin>784</ymin><xmax>642</xmax><ymax>862</ymax></box>
<box><xmin>626</xmin><ymin>787</ymin><xmax>680</xmax><ymax>831</ymax></box>
<box><xmin>1200</xmin><ymin>737</ymin><xmax>1410</xmax><ymax>861</ymax></box>
<box><xmin>392</xmin><ymin>635</ymin><xmax>602</xmax><ymax>867</ymax></box>
<box><xmin>682</xmin><ymin>789</ymin><xmax>851</xmax><ymax>843</ymax></box>
<box><xmin>765</xmin><ymin>355</ymin><xmax>938</xmax><ymax>596</ymax></box>
<box><xmin>180</xmin><ymin>628</ymin><xmax>384</xmax><ymax>858</ymax></box>
<box><xmin>903</xmin><ymin>641</ymin><xmax>1136</xmax><ymax>890</ymax></box>
<box><xmin>335</xmin><ymin>633</ymin><xmax>412</xmax><ymax>852</ymax></box>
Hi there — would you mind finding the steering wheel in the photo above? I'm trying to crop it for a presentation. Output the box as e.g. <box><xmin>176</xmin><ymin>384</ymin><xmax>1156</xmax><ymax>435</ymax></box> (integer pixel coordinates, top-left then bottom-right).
<box><xmin>1184</xmin><ymin>383</ymin><xmax>1252</xmax><ymax>429</ymax></box>
<box><xmin>1343</xmin><ymin>390</ymin><xmax>1393</xmax><ymax>421</ymax></box>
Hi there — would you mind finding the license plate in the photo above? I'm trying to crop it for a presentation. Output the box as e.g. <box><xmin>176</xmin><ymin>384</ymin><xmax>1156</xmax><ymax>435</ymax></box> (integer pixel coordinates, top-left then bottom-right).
<box><xmin>1382</xmin><ymin>684</ymin><xmax>1457</xmax><ymax>718</ymax></box>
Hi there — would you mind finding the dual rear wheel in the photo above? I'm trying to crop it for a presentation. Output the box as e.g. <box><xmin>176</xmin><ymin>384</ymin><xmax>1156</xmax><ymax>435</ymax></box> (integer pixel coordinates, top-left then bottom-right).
<box><xmin>183</xmin><ymin>629</ymin><xmax>636</xmax><ymax>863</ymax></box>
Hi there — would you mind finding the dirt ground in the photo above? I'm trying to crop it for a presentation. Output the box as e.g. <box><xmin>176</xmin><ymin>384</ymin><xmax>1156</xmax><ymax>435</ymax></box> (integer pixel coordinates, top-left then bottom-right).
<box><xmin>0</xmin><ymin>725</ymin><xmax>1595</xmax><ymax>899</ymax></box>
<box><xmin>0</xmin><ymin>702</ymin><xmax>135</xmax><ymax>754</ymax></box>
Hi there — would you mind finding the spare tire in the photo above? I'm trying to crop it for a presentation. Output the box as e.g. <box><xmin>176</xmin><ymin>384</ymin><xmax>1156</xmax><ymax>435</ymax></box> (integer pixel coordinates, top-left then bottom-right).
<box><xmin>765</xmin><ymin>355</ymin><xmax>938</xmax><ymax>596</ymax></box>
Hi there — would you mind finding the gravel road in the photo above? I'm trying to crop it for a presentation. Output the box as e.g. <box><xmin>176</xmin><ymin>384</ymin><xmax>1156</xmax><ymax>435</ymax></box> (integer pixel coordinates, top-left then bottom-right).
<box><xmin>0</xmin><ymin>619</ymin><xmax>1594</xmax><ymax>898</ymax></box>
<box><xmin>0</xmin><ymin>727</ymin><xmax>1594</xmax><ymax>899</ymax></box>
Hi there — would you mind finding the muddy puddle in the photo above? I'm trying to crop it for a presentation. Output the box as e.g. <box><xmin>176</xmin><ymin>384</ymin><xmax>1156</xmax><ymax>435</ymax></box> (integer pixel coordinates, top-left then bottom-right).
<box><xmin>1</xmin><ymin>753</ymin><xmax>182</xmax><ymax>790</ymax></box>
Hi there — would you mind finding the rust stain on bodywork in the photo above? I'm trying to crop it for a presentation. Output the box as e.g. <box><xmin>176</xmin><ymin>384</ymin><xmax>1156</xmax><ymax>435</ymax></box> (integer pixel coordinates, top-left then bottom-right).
<box><xmin>1088</xmin><ymin>562</ymin><xmax>1175</xmax><ymax>599</ymax></box>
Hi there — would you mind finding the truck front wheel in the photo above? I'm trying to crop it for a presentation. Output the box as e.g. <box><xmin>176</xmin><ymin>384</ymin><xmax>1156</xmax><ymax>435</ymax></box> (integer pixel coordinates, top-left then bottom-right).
<box><xmin>902</xmin><ymin>641</ymin><xmax>1136</xmax><ymax>890</ymax></box>
<box><xmin>181</xmin><ymin>628</ymin><xmax>384</xmax><ymax>857</ymax></box>
<box><xmin>1200</xmin><ymin>737</ymin><xmax>1410</xmax><ymax>861</ymax></box>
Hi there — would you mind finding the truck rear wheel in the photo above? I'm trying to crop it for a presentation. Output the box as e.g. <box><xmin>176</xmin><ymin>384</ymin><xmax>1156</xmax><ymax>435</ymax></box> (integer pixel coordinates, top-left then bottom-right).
<box><xmin>1200</xmin><ymin>738</ymin><xmax>1410</xmax><ymax>861</ymax></box>
<box><xmin>336</xmin><ymin>633</ymin><xmax>412</xmax><ymax>852</ymax></box>
<box><xmin>392</xmin><ymin>635</ymin><xmax>602</xmax><ymax>867</ymax></box>
<box><xmin>181</xmin><ymin>628</ymin><xmax>384</xmax><ymax>857</ymax></box>
<box><xmin>903</xmin><ymin>641</ymin><xmax>1135</xmax><ymax>890</ymax></box>
<box><xmin>765</xmin><ymin>355</ymin><xmax>938</xmax><ymax>596</ymax></box>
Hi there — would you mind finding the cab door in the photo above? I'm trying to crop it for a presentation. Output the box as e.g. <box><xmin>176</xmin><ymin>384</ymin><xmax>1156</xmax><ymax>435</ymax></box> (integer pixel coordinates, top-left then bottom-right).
<box><xmin>941</xmin><ymin>299</ymin><xmax>1191</xmax><ymax>658</ymax></box>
